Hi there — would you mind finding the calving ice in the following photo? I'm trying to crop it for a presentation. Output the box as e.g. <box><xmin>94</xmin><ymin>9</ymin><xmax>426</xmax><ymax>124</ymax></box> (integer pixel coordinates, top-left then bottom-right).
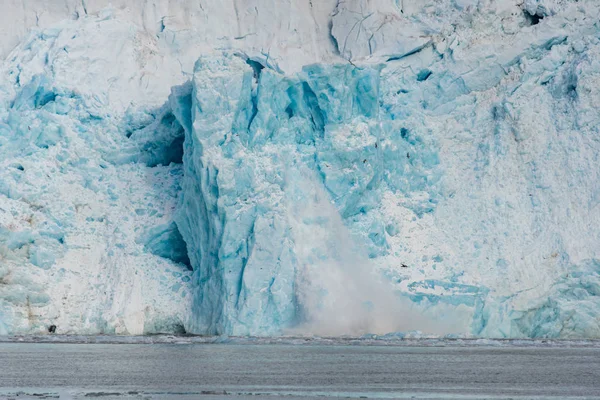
<box><xmin>0</xmin><ymin>0</ymin><xmax>599</xmax><ymax>339</ymax></box>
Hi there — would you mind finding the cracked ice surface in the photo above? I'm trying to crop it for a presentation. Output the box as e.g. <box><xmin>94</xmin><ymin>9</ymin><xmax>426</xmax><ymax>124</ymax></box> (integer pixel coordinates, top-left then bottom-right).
<box><xmin>1</xmin><ymin>0</ymin><xmax>600</xmax><ymax>338</ymax></box>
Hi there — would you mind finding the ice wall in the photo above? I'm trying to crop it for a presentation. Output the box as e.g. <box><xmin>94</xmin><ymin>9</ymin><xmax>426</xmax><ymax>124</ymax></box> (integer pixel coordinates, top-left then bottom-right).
<box><xmin>170</xmin><ymin>0</ymin><xmax>600</xmax><ymax>337</ymax></box>
<box><xmin>1</xmin><ymin>0</ymin><xmax>600</xmax><ymax>337</ymax></box>
<box><xmin>0</xmin><ymin>14</ymin><xmax>196</xmax><ymax>335</ymax></box>
<box><xmin>174</xmin><ymin>55</ymin><xmax>411</xmax><ymax>335</ymax></box>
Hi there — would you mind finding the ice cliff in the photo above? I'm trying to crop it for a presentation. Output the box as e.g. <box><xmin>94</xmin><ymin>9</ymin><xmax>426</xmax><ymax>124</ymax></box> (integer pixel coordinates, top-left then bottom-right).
<box><xmin>1</xmin><ymin>0</ymin><xmax>600</xmax><ymax>338</ymax></box>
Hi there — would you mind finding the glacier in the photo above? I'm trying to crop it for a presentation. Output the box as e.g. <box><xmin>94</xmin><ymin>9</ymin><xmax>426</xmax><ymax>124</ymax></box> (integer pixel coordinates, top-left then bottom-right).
<box><xmin>1</xmin><ymin>0</ymin><xmax>600</xmax><ymax>338</ymax></box>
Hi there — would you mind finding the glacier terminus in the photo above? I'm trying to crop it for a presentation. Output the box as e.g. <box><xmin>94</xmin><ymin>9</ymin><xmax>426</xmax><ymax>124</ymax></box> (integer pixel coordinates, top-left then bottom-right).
<box><xmin>1</xmin><ymin>0</ymin><xmax>600</xmax><ymax>339</ymax></box>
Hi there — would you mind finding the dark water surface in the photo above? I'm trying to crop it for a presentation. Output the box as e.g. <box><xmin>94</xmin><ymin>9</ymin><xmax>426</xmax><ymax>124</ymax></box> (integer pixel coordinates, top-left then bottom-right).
<box><xmin>1</xmin><ymin>340</ymin><xmax>599</xmax><ymax>399</ymax></box>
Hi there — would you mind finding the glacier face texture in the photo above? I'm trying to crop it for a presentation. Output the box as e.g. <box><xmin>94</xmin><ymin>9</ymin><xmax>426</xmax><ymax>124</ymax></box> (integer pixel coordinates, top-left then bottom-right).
<box><xmin>1</xmin><ymin>0</ymin><xmax>600</xmax><ymax>338</ymax></box>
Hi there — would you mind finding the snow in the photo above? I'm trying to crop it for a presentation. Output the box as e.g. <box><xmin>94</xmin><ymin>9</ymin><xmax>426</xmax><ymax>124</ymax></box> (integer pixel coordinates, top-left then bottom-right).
<box><xmin>1</xmin><ymin>0</ymin><xmax>600</xmax><ymax>338</ymax></box>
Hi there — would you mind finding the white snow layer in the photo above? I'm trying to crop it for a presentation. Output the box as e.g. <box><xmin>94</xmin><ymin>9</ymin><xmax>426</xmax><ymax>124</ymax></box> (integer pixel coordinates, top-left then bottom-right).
<box><xmin>0</xmin><ymin>0</ymin><xmax>600</xmax><ymax>338</ymax></box>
